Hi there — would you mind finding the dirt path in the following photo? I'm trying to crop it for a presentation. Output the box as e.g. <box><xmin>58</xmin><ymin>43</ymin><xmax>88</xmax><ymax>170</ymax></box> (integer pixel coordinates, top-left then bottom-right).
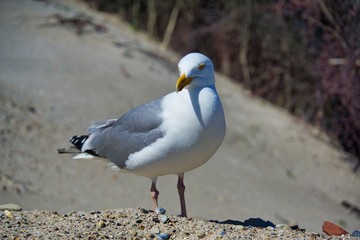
<box><xmin>0</xmin><ymin>0</ymin><xmax>359</xmax><ymax>232</ymax></box>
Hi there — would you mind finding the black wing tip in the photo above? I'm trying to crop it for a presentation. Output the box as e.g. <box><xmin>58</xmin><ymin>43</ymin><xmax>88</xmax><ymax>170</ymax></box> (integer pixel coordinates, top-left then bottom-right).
<box><xmin>85</xmin><ymin>149</ymin><xmax>99</xmax><ymax>157</ymax></box>
<box><xmin>70</xmin><ymin>135</ymin><xmax>89</xmax><ymax>150</ymax></box>
<box><xmin>70</xmin><ymin>135</ymin><xmax>100</xmax><ymax>157</ymax></box>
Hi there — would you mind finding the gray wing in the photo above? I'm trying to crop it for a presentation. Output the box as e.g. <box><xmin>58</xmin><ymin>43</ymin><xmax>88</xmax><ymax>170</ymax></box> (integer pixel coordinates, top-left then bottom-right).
<box><xmin>88</xmin><ymin>119</ymin><xmax>117</xmax><ymax>134</ymax></box>
<box><xmin>83</xmin><ymin>98</ymin><xmax>164</xmax><ymax>168</ymax></box>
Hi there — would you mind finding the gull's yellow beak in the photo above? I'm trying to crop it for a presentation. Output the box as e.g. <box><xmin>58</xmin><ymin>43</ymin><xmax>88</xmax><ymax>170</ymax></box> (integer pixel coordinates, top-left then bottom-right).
<box><xmin>176</xmin><ymin>73</ymin><xmax>194</xmax><ymax>92</ymax></box>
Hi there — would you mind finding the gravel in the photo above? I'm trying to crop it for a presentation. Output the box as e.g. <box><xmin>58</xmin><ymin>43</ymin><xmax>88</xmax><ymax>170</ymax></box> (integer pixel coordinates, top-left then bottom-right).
<box><xmin>0</xmin><ymin>208</ymin><xmax>357</xmax><ymax>239</ymax></box>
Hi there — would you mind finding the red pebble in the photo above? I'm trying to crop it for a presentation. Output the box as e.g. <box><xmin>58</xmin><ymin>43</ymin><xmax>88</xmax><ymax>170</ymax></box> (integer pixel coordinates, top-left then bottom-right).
<box><xmin>322</xmin><ymin>221</ymin><xmax>349</xmax><ymax>236</ymax></box>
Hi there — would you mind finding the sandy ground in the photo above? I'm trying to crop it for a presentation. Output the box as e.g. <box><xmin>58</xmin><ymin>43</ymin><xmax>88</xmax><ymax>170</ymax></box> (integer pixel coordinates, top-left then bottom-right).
<box><xmin>2</xmin><ymin>208</ymin><xmax>357</xmax><ymax>239</ymax></box>
<box><xmin>0</xmin><ymin>0</ymin><xmax>359</xmax><ymax>233</ymax></box>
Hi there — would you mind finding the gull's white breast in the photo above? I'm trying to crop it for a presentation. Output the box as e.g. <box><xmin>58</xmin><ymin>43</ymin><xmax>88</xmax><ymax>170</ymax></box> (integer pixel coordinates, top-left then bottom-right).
<box><xmin>125</xmin><ymin>87</ymin><xmax>226</xmax><ymax>177</ymax></box>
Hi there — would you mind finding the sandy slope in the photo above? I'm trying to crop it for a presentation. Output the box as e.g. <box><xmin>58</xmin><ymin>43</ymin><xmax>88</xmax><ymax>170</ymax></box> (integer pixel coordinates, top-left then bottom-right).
<box><xmin>0</xmin><ymin>0</ymin><xmax>359</xmax><ymax>232</ymax></box>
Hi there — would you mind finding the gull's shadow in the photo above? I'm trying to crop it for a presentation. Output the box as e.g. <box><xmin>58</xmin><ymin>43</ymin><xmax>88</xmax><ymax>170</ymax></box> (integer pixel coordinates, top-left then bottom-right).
<box><xmin>210</xmin><ymin>218</ymin><xmax>275</xmax><ymax>228</ymax></box>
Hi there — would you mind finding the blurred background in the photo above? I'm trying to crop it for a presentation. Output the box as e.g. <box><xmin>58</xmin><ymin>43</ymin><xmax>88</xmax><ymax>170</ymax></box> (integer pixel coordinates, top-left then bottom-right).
<box><xmin>0</xmin><ymin>0</ymin><xmax>359</xmax><ymax>233</ymax></box>
<box><xmin>85</xmin><ymin>0</ymin><xmax>360</xmax><ymax>172</ymax></box>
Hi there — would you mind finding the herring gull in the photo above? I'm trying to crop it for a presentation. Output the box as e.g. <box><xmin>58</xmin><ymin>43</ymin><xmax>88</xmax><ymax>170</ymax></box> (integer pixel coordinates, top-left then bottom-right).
<box><xmin>58</xmin><ymin>52</ymin><xmax>226</xmax><ymax>217</ymax></box>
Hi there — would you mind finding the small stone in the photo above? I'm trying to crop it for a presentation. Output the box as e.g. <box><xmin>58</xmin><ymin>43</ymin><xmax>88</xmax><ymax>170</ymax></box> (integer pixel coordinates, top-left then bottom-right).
<box><xmin>276</xmin><ymin>224</ymin><xmax>288</xmax><ymax>229</ymax></box>
<box><xmin>289</xmin><ymin>225</ymin><xmax>302</xmax><ymax>231</ymax></box>
<box><xmin>147</xmin><ymin>234</ymin><xmax>156</xmax><ymax>239</ymax></box>
<box><xmin>128</xmin><ymin>229</ymin><xmax>137</xmax><ymax>236</ymax></box>
<box><xmin>0</xmin><ymin>203</ymin><xmax>22</xmax><ymax>211</ymax></box>
<box><xmin>140</xmin><ymin>208</ymin><xmax>149</xmax><ymax>214</ymax></box>
<box><xmin>351</xmin><ymin>230</ymin><xmax>360</xmax><ymax>237</ymax></box>
<box><xmin>198</xmin><ymin>233</ymin><xmax>207</xmax><ymax>238</ymax></box>
<box><xmin>27</xmin><ymin>106</ymin><xmax>36</xmax><ymax>113</ymax></box>
<box><xmin>151</xmin><ymin>227</ymin><xmax>160</xmax><ymax>234</ymax></box>
<box><xmin>97</xmin><ymin>219</ymin><xmax>106</xmax><ymax>229</ymax></box>
<box><xmin>4</xmin><ymin>210</ymin><xmax>14</xmax><ymax>219</ymax></box>
<box><xmin>236</xmin><ymin>225</ymin><xmax>245</xmax><ymax>231</ymax></box>
<box><xmin>155</xmin><ymin>207</ymin><xmax>166</xmax><ymax>215</ymax></box>
<box><xmin>322</xmin><ymin>221</ymin><xmax>349</xmax><ymax>236</ymax></box>
<box><xmin>67</xmin><ymin>211</ymin><xmax>76</xmax><ymax>216</ymax></box>
<box><xmin>157</xmin><ymin>233</ymin><xmax>170</xmax><ymax>239</ymax></box>
<box><xmin>309</xmin><ymin>233</ymin><xmax>320</xmax><ymax>238</ymax></box>
<box><xmin>135</xmin><ymin>219</ymin><xmax>143</xmax><ymax>224</ymax></box>
<box><xmin>160</xmin><ymin>215</ymin><xmax>169</xmax><ymax>223</ymax></box>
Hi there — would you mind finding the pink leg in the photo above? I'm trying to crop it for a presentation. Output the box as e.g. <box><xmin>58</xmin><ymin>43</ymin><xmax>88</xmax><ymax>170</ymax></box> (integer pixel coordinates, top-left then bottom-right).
<box><xmin>177</xmin><ymin>173</ymin><xmax>187</xmax><ymax>217</ymax></box>
<box><xmin>150</xmin><ymin>178</ymin><xmax>159</xmax><ymax>209</ymax></box>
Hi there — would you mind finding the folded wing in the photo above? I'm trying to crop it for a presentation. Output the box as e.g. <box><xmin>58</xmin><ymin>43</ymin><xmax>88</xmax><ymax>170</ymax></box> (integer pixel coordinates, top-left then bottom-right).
<box><xmin>82</xmin><ymin>98</ymin><xmax>165</xmax><ymax>168</ymax></box>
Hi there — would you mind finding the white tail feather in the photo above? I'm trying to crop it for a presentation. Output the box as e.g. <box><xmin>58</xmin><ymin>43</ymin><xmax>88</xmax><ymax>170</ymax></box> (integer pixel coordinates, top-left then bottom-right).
<box><xmin>73</xmin><ymin>153</ymin><xmax>95</xmax><ymax>159</ymax></box>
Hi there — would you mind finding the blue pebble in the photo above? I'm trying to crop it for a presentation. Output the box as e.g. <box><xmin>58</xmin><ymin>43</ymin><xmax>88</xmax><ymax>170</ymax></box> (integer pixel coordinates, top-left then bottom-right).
<box><xmin>220</xmin><ymin>230</ymin><xmax>226</xmax><ymax>236</ymax></box>
<box><xmin>351</xmin><ymin>230</ymin><xmax>360</xmax><ymax>237</ymax></box>
<box><xmin>155</xmin><ymin>207</ymin><xmax>166</xmax><ymax>215</ymax></box>
<box><xmin>158</xmin><ymin>233</ymin><xmax>170</xmax><ymax>239</ymax></box>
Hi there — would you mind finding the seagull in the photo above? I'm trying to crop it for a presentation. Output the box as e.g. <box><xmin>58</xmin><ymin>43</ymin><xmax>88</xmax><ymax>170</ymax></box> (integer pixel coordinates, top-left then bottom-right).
<box><xmin>58</xmin><ymin>52</ymin><xmax>226</xmax><ymax>217</ymax></box>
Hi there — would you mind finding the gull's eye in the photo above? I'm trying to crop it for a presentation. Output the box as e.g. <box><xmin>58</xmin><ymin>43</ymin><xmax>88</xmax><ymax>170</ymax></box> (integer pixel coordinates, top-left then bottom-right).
<box><xmin>198</xmin><ymin>63</ymin><xmax>206</xmax><ymax>71</ymax></box>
